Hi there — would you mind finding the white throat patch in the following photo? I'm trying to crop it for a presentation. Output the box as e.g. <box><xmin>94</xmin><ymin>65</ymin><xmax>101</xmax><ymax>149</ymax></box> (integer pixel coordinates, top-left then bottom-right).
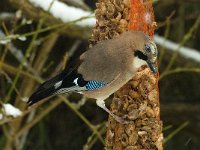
<box><xmin>133</xmin><ymin>57</ymin><xmax>147</xmax><ymax>69</ymax></box>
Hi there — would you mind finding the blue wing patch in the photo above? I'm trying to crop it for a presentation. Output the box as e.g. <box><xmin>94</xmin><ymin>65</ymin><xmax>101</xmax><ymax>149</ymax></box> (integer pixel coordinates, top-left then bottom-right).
<box><xmin>85</xmin><ymin>80</ymin><xmax>106</xmax><ymax>90</ymax></box>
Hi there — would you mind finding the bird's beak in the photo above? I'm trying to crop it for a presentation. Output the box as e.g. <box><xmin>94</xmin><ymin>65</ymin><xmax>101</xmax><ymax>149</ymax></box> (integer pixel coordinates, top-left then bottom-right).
<box><xmin>147</xmin><ymin>61</ymin><xmax>157</xmax><ymax>74</ymax></box>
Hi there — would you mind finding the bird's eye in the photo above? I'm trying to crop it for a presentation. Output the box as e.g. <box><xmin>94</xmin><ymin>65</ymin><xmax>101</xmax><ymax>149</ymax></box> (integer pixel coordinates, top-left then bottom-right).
<box><xmin>145</xmin><ymin>45</ymin><xmax>151</xmax><ymax>53</ymax></box>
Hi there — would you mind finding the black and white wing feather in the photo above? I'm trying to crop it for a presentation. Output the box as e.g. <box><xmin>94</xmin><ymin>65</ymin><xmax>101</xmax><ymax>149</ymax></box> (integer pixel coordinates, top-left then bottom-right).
<box><xmin>28</xmin><ymin>68</ymin><xmax>107</xmax><ymax>106</ymax></box>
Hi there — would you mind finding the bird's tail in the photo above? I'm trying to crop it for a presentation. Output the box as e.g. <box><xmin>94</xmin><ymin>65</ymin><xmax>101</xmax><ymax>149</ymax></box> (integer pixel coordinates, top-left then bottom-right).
<box><xmin>27</xmin><ymin>69</ymin><xmax>86</xmax><ymax>106</ymax></box>
<box><xmin>28</xmin><ymin>83</ymin><xmax>57</xmax><ymax>106</ymax></box>
<box><xmin>27</xmin><ymin>71</ymin><xmax>67</xmax><ymax>106</ymax></box>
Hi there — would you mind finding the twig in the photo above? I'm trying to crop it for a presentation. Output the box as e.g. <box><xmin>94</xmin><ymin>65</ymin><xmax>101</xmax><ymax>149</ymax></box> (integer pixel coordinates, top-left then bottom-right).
<box><xmin>162</xmin><ymin>15</ymin><xmax>200</xmax><ymax>74</ymax></box>
<box><xmin>163</xmin><ymin>121</ymin><xmax>189</xmax><ymax>144</ymax></box>
<box><xmin>0</xmin><ymin>15</ymin><xmax>94</xmax><ymax>41</ymax></box>
<box><xmin>159</xmin><ymin>68</ymin><xmax>200</xmax><ymax>80</ymax></box>
<box><xmin>155</xmin><ymin>34</ymin><xmax>200</xmax><ymax>63</ymax></box>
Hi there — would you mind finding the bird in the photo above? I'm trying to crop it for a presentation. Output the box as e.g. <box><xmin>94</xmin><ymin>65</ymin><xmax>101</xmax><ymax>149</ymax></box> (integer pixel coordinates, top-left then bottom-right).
<box><xmin>28</xmin><ymin>31</ymin><xmax>158</xmax><ymax>123</ymax></box>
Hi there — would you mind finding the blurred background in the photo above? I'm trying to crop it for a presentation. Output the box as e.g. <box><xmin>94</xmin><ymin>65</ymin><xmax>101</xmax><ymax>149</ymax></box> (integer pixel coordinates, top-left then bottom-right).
<box><xmin>0</xmin><ymin>0</ymin><xmax>200</xmax><ymax>149</ymax></box>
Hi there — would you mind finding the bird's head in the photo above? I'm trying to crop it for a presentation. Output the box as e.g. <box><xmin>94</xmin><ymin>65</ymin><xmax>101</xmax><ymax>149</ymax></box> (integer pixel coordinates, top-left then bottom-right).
<box><xmin>126</xmin><ymin>31</ymin><xmax>158</xmax><ymax>74</ymax></box>
<box><xmin>135</xmin><ymin>40</ymin><xmax>157</xmax><ymax>74</ymax></box>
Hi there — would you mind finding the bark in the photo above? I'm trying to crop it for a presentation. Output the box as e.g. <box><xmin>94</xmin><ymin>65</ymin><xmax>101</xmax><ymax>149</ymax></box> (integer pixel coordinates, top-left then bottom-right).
<box><xmin>89</xmin><ymin>0</ymin><xmax>163</xmax><ymax>149</ymax></box>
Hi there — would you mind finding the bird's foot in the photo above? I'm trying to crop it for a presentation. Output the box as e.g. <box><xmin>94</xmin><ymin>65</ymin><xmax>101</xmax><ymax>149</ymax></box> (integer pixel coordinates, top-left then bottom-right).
<box><xmin>106</xmin><ymin>109</ymin><xmax>134</xmax><ymax>124</ymax></box>
<box><xmin>96</xmin><ymin>99</ymin><xmax>133</xmax><ymax>124</ymax></box>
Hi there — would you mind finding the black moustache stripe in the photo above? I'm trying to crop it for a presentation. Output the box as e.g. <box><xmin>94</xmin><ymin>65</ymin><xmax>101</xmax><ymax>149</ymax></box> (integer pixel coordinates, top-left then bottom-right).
<box><xmin>134</xmin><ymin>50</ymin><xmax>148</xmax><ymax>61</ymax></box>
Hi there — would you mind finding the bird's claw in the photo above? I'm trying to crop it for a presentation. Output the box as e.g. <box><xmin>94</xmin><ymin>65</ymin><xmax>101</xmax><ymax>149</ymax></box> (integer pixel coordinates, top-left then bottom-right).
<box><xmin>110</xmin><ymin>114</ymin><xmax>134</xmax><ymax>124</ymax></box>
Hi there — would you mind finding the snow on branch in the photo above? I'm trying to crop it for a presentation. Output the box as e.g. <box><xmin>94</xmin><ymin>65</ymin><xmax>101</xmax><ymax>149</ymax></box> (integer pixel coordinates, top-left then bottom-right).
<box><xmin>154</xmin><ymin>34</ymin><xmax>200</xmax><ymax>63</ymax></box>
<box><xmin>0</xmin><ymin>103</ymin><xmax>22</xmax><ymax>119</ymax></box>
<box><xmin>0</xmin><ymin>30</ymin><xmax>28</xmax><ymax>66</ymax></box>
<box><xmin>29</xmin><ymin>0</ymin><xmax>95</xmax><ymax>27</ymax></box>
